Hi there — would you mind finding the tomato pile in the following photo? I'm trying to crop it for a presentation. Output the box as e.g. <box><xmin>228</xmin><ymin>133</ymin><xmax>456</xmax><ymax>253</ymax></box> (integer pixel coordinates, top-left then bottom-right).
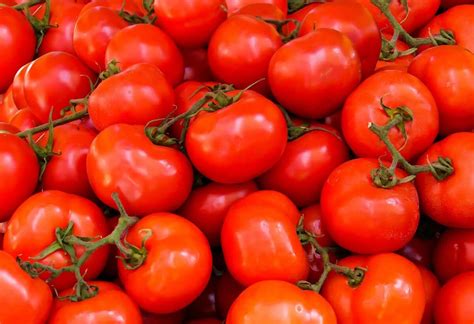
<box><xmin>0</xmin><ymin>0</ymin><xmax>473</xmax><ymax>323</ymax></box>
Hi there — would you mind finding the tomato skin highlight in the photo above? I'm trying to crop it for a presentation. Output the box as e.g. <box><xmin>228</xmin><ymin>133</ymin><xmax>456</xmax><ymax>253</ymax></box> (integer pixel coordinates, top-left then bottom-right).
<box><xmin>417</xmin><ymin>265</ymin><xmax>440</xmax><ymax>324</ymax></box>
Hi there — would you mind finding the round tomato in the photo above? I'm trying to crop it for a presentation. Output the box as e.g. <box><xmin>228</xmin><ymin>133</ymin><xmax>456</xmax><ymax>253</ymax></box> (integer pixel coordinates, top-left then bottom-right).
<box><xmin>226</xmin><ymin>0</ymin><xmax>287</xmax><ymax>15</ymax></box>
<box><xmin>11</xmin><ymin>62</ymin><xmax>31</xmax><ymax>110</ymax></box>
<box><xmin>301</xmin><ymin>204</ymin><xmax>335</xmax><ymax>248</ymax></box>
<box><xmin>182</xmin><ymin>48</ymin><xmax>214</xmax><ymax>82</ymax></box>
<box><xmin>398</xmin><ymin>237</ymin><xmax>435</xmax><ymax>268</ymax></box>
<box><xmin>417</xmin><ymin>265</ymin><xmax>440</xmax><ymax>324</ymax></box>
<box><xmin>10</xmin><ymin>108</ymin><xmax>39</xmax><ymax>132</ymax></box>
<box><xmin>375</xmin><ymin>34</ymin><xmax>414</xmax><ymax>72</ymax></box>
<box><xmin>0</xmin><ymin>86</ymin><xmax>19</xmax><ymax>123</ymax></box>
<box><xmin>434</xmin><ymin>272</ymin><xmax>474</xmax><ymax>323</ymax></box>
<box><xmin>216</xmin><ymin>272</ymin><xmax>244</xmax><ymax>319</ymax></box>
<box><xmin>233</xmin><ymin>3</ymin><xmax>286</xmax><ymax>19</ymax></box>
<box><xmin>186</xmin><ymin>276</ymin><xmax>217</xmax><ymax>319</ymax></box>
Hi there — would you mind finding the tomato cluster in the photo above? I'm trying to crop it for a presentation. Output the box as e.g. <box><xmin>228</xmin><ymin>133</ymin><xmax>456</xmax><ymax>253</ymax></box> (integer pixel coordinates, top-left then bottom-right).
<box><xmin>0</xmin><ymin>0</ymin><xmax>473</xmax><ymax>323</ymax></box>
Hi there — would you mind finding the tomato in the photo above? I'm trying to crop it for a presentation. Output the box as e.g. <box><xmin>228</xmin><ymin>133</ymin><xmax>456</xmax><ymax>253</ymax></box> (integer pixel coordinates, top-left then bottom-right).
<box><xmin>226</xmin><ymin>0</ymin><xmax>287</xmax><ymax>16</ymax></box>
<box><xmin>302</xmin><ymin>204</ymin><xmax>335</xmax><ymax>248</ymax></box>
<box><xmin>415</xmin><ymin>132</ymin><xmax>474</xmax><ymax>228</ymax></box>
<box><xmin>0</xmin><ymin>132</ymin><xmax>39</xmax><ymax>222</ymax></box>
<box><xmin>234</xmin><ymin>3</ymin><xmax>286</xmax><ymax>19</ymax></box>
<box><xmin>186</xmin><ymin>276</ymin><xmax>217</xmax><ymax>319</ymax></box>
<box><xmin>73</xmin><ymin>6</ymin><xmax>129</xmax><ymax>72</ymax></box>
<box><xmin>118</xmin><ymin>213</ymin><xmax>212</xmax><ymax>314</ymax></box>
<box><xmin>178</xmin><ymin>181</ymin><xmax>258</xmax><ymax>246</ymax></box>
<box><xmin>299</xmin><ymin>1</ymin><xmax>381</xmax><ymax>79</ymax></box>
<box><xmin>10</xmin><ymin>108</ymin><xmax>40</xmax><ymax>132</ymax></box>
<box><xmin>408</xmin><ymin>45</ymin><xmax>474</xmax><ymax>135</ymax></box>
<box><xmin>322</xmin><ymin>253</ymin><xmax>425</xmax><ymax>324</ymax></box>
<box><xmin>0</xmin><ymin>251</ymin><xmax>52</xmax><ymax>324</ymax></box>
<box><xmin>89</xmin><ymin>63</ymin><xmax>175</xmax><ymax>130</ymax></box>
<box><xmin>342</xmin><ymin>70</ymin><xmax>439</xmax><ymax>161</ymax></box>
<box><xmin>3</xmin><ymin>191</ymin><xmax>109</xmax><ymax>291</ymax></box>
<box><xmin>0</xmin><ymin>6</ymin><xmax>35</xmax><ymax>93</ymax></box>
<box><xmin>38</xmin><ymin>123</ymin><xmax>97</xmax><ymax>198</ymax></box>
<box><xmin>417</xmin><ymin>265</ymin><xmax>440</xmax><ymax>324</ymax></box>
<box><xmin>434</xmin><ymin>271</ymin><xmax>474</xmax><ymax>323</ymax></box>
<box><xmin>258</xmin><ymin>124</ymin><xmax>349</xmax><ymax>207</ymax></box>
<box><xmin>321</xmin><ymin>158</ymin><xmax>419</xmax><ymax>254</ymax></box>
<box><xmin>154</xmin><ymin>0</ymin><xmax>226</xmax><ymax>48</ymax></box>
<box><xmin>284</xmin><ymin>3</ymin><xmax>322</xmax><ymax>35</ymax></box>
<box><xmin>398</xmin><ymin>237</ymin><xmax>435</xmax><ymax>268</ymax></box>
<box><xmin>105</xmin><ymin>24</ymin><xmax>184</xmax><ymax>86</ymax></box>
<box><xmin>227</xmin><ymin>280</ymin><xmax>337</xmax><ymax>323</ymax></box>
<box><xmin>221</xmin><ymin>190</ymin><xmax>309</xmax><ymax>286</ymax></box>
<box><xmin>269</xmin><ymin>28</ymin><xmax>361</xmax><ymax>119</ymax></box>
<box><xmin>0</xmin><ymin>122</ymin><xmax>19</xmax><ymax>134</ymax></box>
<box><xmin>11</xmin><ymin>62</ymin><xmax>31</xmax><ymax>110</ymax></box>
<box><xmin>375</xmin><ymin>35</ymin><xmax>414</xmax><ymax>72</ymax></box>
<box><xmin>183</xmin><ymin>48</ymin><xmax>214</xmax><ymax>82</ymax></box>
<box><xmin>0</xmin><ymin>86</ymin><xmax>19</xmax><ymax>123</ymax></box>
<box><xmin>216</xmin><ymin>272</ymin><xmax>244</xmax><ymax>319</ymax></box>
<box><xmin>185</xmin><ymin>90</ymin><xmax>287</xmax><ymax>184</ymax></box>
<box><xmin>87</xmin><ymin>124</ymin><xmax>194</xmax><ymax>215</ymax></box>
<box><xmin>441</xmin><ymin>0</ymin><xmax>474</xmax><ymax>8</ymax></box>
<box><xmin>24</xmin><ymin>51</ymin><xmax>96</xmax><ymax>123</ymax></box>
<box><xmin>80</xmin><ymin>0</ymin><xmax>139</xmax><ymax>13</ymax></box>
<box><xmin>208</xmin><ymin>15</ymin><xmax>282</xmax><ymax>95</ymax></box>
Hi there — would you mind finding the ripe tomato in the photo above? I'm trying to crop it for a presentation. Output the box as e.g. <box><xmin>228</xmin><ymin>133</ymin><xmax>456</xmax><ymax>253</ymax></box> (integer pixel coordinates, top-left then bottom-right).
<box><xmin>301</xmin><ymin>204</ymin><xmax>335</xmax><ymax>248</ymax></box>
<box><xmin>89</xmin><ymin>63</ymin><xmax>175</xmax><ymax>130</ymax></box>
<box><xmin>417</xmin><ymin>265</ymin><xmax>440</xmax><ymax>324</ymax></box>
<box><xmin>375</xmin><ymin>35</ymin><xmax>414</xmax><ymax>72</ymax></box>
<box><xmin>408</xmin><ymin>45</ymin><xmax>474</xmax><ymax>135</ymax></box>
<box><xmin>186</xmin><ymin>276</ymin><xmax>218</xmax><ymax>319</ymax></box>
<box><xmin>284</xmin><ymin>3</ymin><xmax>322</xmax><ymax>35</ymax></box>
<box><xmin>415</xmin><ymin>132</ymin><xmax>474</xmax><ymax>228</ymax></box>
<box><xmin>398</xmin><ymin>237</ymin><xmax>435</xmax><ymax>268</ymax></box>
<box><xmin>0</xmin><ymin>122</ymin><xmax>19</xmax><ymax>133</ymax></box>
<box><xmin>216</xmin><ymin>272</ymin><xmax>244</xmax><ymax>319</ymax></box>
<box><xmin>322</xmin><ymin>253</ymin><xmax>425</xmax><ymax>324</ymax></box>
<box><xmin>178</xmin><ymin>181</ymin><xmax>258</xmax><ymax>247</ymax></box>
<box><xmin>183</xmin><ymin>48</ymin><xmax>214</xmax><ymax>82</ymax></box>
<box><xmin>185</xmin><ymin>90</ymin><xmax>287</xmax><ymax>184</ymax></box>
<box><xmin>208</xmin><ymin>15</ymin><xmax>282</xmax><ymax>94</ymax></box>
<box><xmin>118</xmin><ymin>213</ymin><xmax>212</xmax><ymax>314</ymax></box>
<box><xmin>233</xmin><ymin>3</ymin><xmax>286</xmax><ymax>19</ymax></box>
<box><xmin>0</xmin><ymin>251</ymin><xmax>52</xmax><ymax>324</ymax></box>
<box><xmin>269</xmin><ymin>28</ymin><xmax>361</xmax><ymax>119</ymax></box>
<box><xmin>154</xmin><ymin>0</ymin><xmax>226</xmax><ymax>48</ymax></box>
<box><xmin>3</xmin><ymin>191</ymin><xmax>110</xmax><ymax>291</ymax></box>
<box><xmin>258</xmin><ymin>124</ymin><xmax>349</xmax><ymax>207</ymax></box>
<box><xmin>321</xmin><ymin>158</ymin><xmax>419</xmax><ymax>254</ymax></box>
<box><xmin>299</xmin><ymin>1</ymin><xmax>381</xmax><ymax>79</ymax></box>
<box><xmin>24</xmin><ymin>51</ymin><xmax>96</xmax><ymax>123</ymax></box>
<box><xmin>226</xmin><ymin>0</ymin><xmax>287</xmax><ymax>15</ymax></box>
<box><xmin>227</xmin><ymin>280</ymin><xmax>337</xmax><ymax>323</ymax></box>
<box><xmin>441</xmin><ymin>0</ymin><xmax>474</xmax><ymax>8</ymax></box>
<box><xmin>0</xmin><ymin>132</ymin><xmax>39</xmax><ymax>222</ymax></box>
<box><xmin>105</xmin><ymin>24</ymin><xmax>184</xmax><ymax>86</ymax></box>
<box><xmin>0</xmin><ymin>6</ymin><xmax>35</xmax><ymax>93</ymax></box>
<box><xmin>10</xmin><ymin>108</ymin><xmax>40</xmax><ymax>132</ymax></box>
<box><xmin>80</xmin><ymin>0</ymin><xmax>139</xmax><ymax>13</ymax></box>
<box><xmin>221</xmin><ymin>190</ymin><xmax>309</xmax><ymax>286</ymax></box>
<box><xmin>49</xmin><ymin>281</ymin><xmax>142</xmax><ymax>323</ymax></box>
<box><xmin>0</xmin><ymin>86</ymin><xmax>19</xmax><ymax>123</ymax></box>
<box><xmin>342</xmin><ymin>70</ymin><xmax>439</xmax><ymax>161</ymax></box>
<box><xmin>11</xmin><ymin>62</ymin><xmax>31</xmax><ymax>110</ymax></box>
<box><xmin>38</xmin><ymin>123</ymin><xmax>97</xmax><ymax>198</ymax></box>
<box><xmin>434</xmin><ymin>272</ymin><xmax>474</xmax><ymax>323</ymax></box>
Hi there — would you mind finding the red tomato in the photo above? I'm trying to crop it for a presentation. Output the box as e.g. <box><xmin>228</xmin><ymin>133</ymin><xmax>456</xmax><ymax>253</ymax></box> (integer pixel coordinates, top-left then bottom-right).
<box><xmin>178</xmin><ymin>181</ymin><xmax>258</xmax><ymax>246</ymax></box>
<box><xmin>269</xmin><ymin>28</ymin><xmax>361</xmax><ymax>119</ymax></box>
<box><xmin>24</xmin><ymin>51</ymin><xmax>96</xmax><ymax>123</ymax></box>
<box><xmin>258</xmin><ymin>125</ymin><xmax>349</xmax><ymax>207</ymax></box>
<box><xmin>322</xmin><ymin>253</ymin><xmax>425</xmax><ymax>324</ymax></box>
<box><xmin>299</xmin><ymin>1</ymin><xmax>381</xmax><ymax>79</ymax></box>
<box><xmin>0</xmin><ymin>6</ymin><xmax>35</xmax><ymax>93</ymax></box>
<box><xmin>0</xmin><ymin>122</ymin><xmax>19</xmax><ymax>133</ymax></box>
<box><xmin>302</xmin><ymin>204</ymin><xmax>335</xmax><ymax>248</ymax></box>
<box><xmin>323</xmin><ymin>110</ymin><xmax>343</xmax><ymax>133</ymax></box>
<box><xmin>434</xmin><ymin>271</ymin><xmax>474</xmax><ymax>323</ymax></box>
<box><xmin>216</xmin><ymin>272</ymin><xmax>244</xmax><ymax>319</ymax></box>
<box><xmin>408</xmin><ymin>45</ymin><xmax>474</xmax><ymax>135</ymax></box>
<box><xmin>105</xmin><ymin>24</ymin><xmax>184</xmax><ymax>86</ymax></box>
<box><xmin>208</xmin><ymin>15</ymin><xmax>282</xmax><ymax>95</ymax></box>
<box><xmin>321</xmin><ymin>158</ymin><xmax>419</xmax><ymax>254</ymax></box>
<box><xmin>375</xmin><ymin>34</ymin><xmax>414</xmax><ymax>72</ymax></box>
<box><xmin>417</xmin><ymin>265</ymin><xmax>440</xmax><ymax>324</ymax></box>
<box><xmin>49</xmin><ymin>281</ymin><xmax>142</xmax><ymax>323</ymax></box>
<box><xmin>226</xmin><ymin>0</ymin><xmax>287</xmax><ymax>16</ymax></box>
<box><xmin>183</xmin><ymin>48</ymin><xmax>214</xmax><ymax>82</ymax></box>
<box><xmin>342</xmin><ymin>70</ymin><xmax>439</xmax><ymax>161</ymax></box>
<box><xmin>441</xmin><ymin>0</ymin><xmax>474</xmax><ymax>8</ymax></box>
<box><xmin>0</xmin><ymin>251</ymin><xmax>52</xmax><ymax>324</ymax></box>
<box><xmin>398</xmin><ymin>237</ymin><xmax>435</xmax><ymax>268</ymax></box>
<box><xmin>234</xmin><ymin>3</ymin><xmax>286</xmax><ymax>19</ymax></box>
<box><xmin>11</xmin><ymin>62</ymin><xmax>31</xmax><ymax>110</ymax></box>
<box><xmin>284</xmin><ymin>3</ymin><xmax>322</xmax><ymax>35</ymax></box>
<box><xmin>3</xmin><ymin>191</ymin><xmax>110</xmax><ymax>291</ymax></box>
<box><xmin>118</xmin><ymin>213</ymin><xmax>212</xmax><ymax>314</ymax></box>
<box><xmin>87</xmin><ymin>124</ymin><xmax>193</xmax><ymax>215</ymax></box>
<box><xmin>0</xmin><ymin>86</ymin><xmax>19</xmax><ymax>123</ymax></box>
<box><xmin>10</xmin><ymin>108</ymin><xmax>40</xmax><ymax>132</ymax></box>
<box><xmin>221</xmin><ymin>190</ymin><xmax>309</xmax><ymax>286</ymax></box>
<box><xmin>415</xmin><ymin>132</ymin><xmax>474</xmax><ymax>228</ymax></box>
<box><xmin>186</xmin><ymin>276</ymin><xmax>217</xmax><ymax>319</ymax></box>
<box><xmin>154</xmin><ymin>0</ymin><xmax>227</xmax><ymax>48</ymax></box>
<box><xmin>80</xmin><ymin>0</ymin><xmax>139</xmax><ymax>13</ymax></box>
<box><xmin>185</xmin><ymin>90</ymin><xmax>287</xmax><ymax>184</ymax></box>
<box><xmin>89</xmin><ymin>63</ymin><xmax>175</xmax><ymax>130</ymax></box>
<box><xmin>227</xmin><ymin>280</ymin><xmax>337</xmax><ymax>323</ymax></box>
<box><xmin>0</xmin><ymin>132</ymin><xmax>39</xmax><ymax>222</ymax></box>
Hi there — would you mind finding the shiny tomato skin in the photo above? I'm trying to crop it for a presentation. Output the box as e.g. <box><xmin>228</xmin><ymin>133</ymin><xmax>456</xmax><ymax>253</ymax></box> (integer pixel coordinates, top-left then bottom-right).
<box><xmin>258</xmin><ymin>125</ymin><xmax>349</xmax><ymax>207</ymax></box>
<box><xmin>342</xmin><ymin>70</ymin><xmax>439</xmax><ymax>161</ymax></box>
<box><xmin>0</xmin><ymin>6</ymin><xmax>36</xmax><ymax>93</ymax></box>
<box><xmin>299</xmin><ymin>1</ymin><xmax>381</xmax><ymax>79</ymax></box>
<box><xmin>0</xmin><ymin>86</ymin><xmax>19</xmax><ymax>123</ymax></box>
<box><xmin>233</xmin><ymin>3</ymin><xmax>286</xmax><ymax>19</ymax></box>
<box><xmin>105</xmin><ymin>24</ymin><xmax>184</xmax><ymax>86</ymax></box>
<box><xmin>216</xmin><ymin>272</ymin><xmax>244</xmax><ymax>319</ymax></box>
<box><xmin>321</xmin><ymin>158</ymin><xmax>420</xmax><ymax>254</ymax></box>
<box><xmin>87</xmin><ymin>124</ymin><xmax>194</xmax><ymax>216</ymax></box>
<box><xmin>226</xmin><ymin>0</ymin><xmax>287</xmax><ymax>15</ymax></box>
<box><xmin>227</xmin><ymin>280</ymin><xmax>337</xmax><ymax>324</ymax></box>
<box><xmin>302</xmin><ymin>204</ymin><xmax>335</xmax><ymax>247</ymax></box>
<box><xmin>183</xmin><ymin>48</ymin><xmax>214</xmax><ymax>82</ymax></box>
<box><xmin>154</xmin><ymin>0</ymin><xmax>226</xmax><ymax>49</ymax></box>
<box><xmin>49</xmin><ymin>281</ymin><xmax>142</xmax><ymax>324</ymax></box>
<box><xmin>89</xmin><ymin>63</ymin><xmax>175</xmax><ymax>130</ymax></box>
<box><xmin>3</xmin><ymin>191</ymin><xmax>110</xmax><ymax>291</ymax></box>
<box><xmin>0</xmin><ymin>122</ymin><xmax>19</xmax><ymax>133</ymax></box>
<box><xmin>0</xmin><ymin>133</ymin><xmax>39</xmax><ymax>222</ymax></box>
<box><xmin>284</xmin><ymin>3</ymin><xmax>321</xmax><ymax>35</ymax></box>
<box><xmin>185</xmin><ymin>90</ymin><xmax>287</xmax><ymax>184</ymax></box>
<box><xmin>221</xmin><ymin>190</ymin><xmax>309</xmax><ymax>286</ymax></box>
<box><xmin>322</xmin><ymin>253</ymin><xmax>425</xmax><ymax>324</ymax></box>
<box><xmin>398</xmin><ymin>237</ymin><xmax>435</xmax><ymax>268</ymax></box>
<box><xmin>11</xmin><ymin>62</ymin><xmax>31</xmax><ymax>110</ymax></box>
<box><xmin>269</xmin><ymin>28</ymin><xmax>361</xmax><ymax>119</ymax></box>
<box><xmin>186</xmin><ymin>276</ymin><xmax>218</xmax><ymax>319</ymax></box>
<box><xmin>408</xmin><ymin>45</ymin><xmax>474</xmax><ymax>135</ymax></box>
<box><xmin>10</xmin><ymin>108</ymin><xmax>40</xmax><ymax>132</ymax></box>
<box><xmin>118</xmin><ymin>213</ymin><xmax>212</xmax><ymax>314</ymax></box>
<box><xmin>0</xmin><ymin>251</ymin><xmax>52</xmax><ymax>324</ymax></box>
<box><xmin>24</xmin><ymin>51</ymin><xmax>97</xmax><ymax>123</ymax></box>
<box><xmin>80</xmin><ymin>0</ymin><xmax>139</xmax><ymax>13</ymax></box>
<box><xmin>415</xmin><ymin>132</ymin><xmax>474</xmax><ymax>228</ymax></box>
<box><xmin>178</xmin><ymin>181</ymin><xmax>258</xmax><ymax>247</ymax></box>
<box><xmin>417</xmin><ymin>265</ymin><xmax>440</xmax><ymax>324</ymax></box>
